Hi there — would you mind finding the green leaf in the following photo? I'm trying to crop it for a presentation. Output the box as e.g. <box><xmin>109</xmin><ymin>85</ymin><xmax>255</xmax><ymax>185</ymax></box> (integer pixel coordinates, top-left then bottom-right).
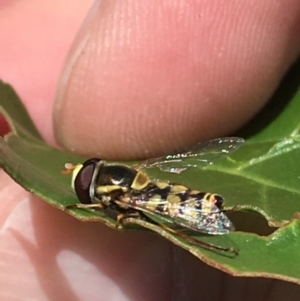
<box><xmin>0</xmin><ymin>59</ymin><xmax>300</xmax><ymax>285</ymax></box>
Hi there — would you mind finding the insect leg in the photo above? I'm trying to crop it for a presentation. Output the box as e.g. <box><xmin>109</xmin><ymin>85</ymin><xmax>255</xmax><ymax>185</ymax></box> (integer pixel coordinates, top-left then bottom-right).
<box><xmin>158</xmin><ymin>223</ymin><xmax>238</xmax><ymax>255</ymax></box>
<box><xmin>115</xmin><ymin>207</ymin><xmax>145</xmax><ymax>228</ymax></box>
<box><xmin>66</xmin><ymin>203</ymin><xmax>106</xmax><ymax>210</ymax></box>
<box><xmin>119</xmin><ymin>210</ymin><xmax>238</xmax><ymax>255</ymax></box>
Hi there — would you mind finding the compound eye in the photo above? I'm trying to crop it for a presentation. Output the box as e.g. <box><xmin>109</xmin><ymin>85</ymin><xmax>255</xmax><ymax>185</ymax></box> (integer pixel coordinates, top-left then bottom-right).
<box><xmin>214</xmin><ymin>195</ymin><xmax>224</xmax><ymax>209</ymax></box>
<box><xmin>74</xmin><ymin>159</ymin><xmax>100</xmax><ymax>204</ymax></box>
<box><xmin>83</xmin><ymin>158</ymin><xmax>101</xmax><ymax>167</ymax></box>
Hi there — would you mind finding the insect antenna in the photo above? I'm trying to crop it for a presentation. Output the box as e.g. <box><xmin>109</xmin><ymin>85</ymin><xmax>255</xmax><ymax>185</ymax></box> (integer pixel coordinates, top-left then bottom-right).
<box><xmin>61</xmin><ymin>163</ymin><xmax>76</xmax><ymax>174</ymax></box>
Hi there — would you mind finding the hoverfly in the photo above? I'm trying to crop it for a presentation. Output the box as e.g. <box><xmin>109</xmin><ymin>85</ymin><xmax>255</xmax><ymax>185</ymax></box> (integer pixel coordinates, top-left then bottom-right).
<box><xmin>64</xmin><ymin>137</ymin><xmax>244</xmax><ymax>254</ymax></box>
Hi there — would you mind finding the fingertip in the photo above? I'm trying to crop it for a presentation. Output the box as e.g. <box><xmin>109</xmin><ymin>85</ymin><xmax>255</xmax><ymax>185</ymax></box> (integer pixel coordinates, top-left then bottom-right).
<box><xmin>54</xmin><ymin>0</ymin><xmax>300</xmax><ymax>159</ymax></box>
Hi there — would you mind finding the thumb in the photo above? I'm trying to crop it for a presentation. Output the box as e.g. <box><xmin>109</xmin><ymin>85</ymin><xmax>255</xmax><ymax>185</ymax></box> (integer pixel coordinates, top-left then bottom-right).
<box><xmin>53</xmin><ymin>0</ymin><xmax>300</xmax><ymax>160</ymax></box>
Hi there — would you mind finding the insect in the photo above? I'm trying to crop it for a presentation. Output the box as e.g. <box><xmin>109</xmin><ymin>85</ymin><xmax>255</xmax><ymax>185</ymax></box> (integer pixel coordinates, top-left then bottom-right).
<box><xmin>64</xmin><ymin>137</ymin><xmax>244</xmax><ymax>254</ymax></box>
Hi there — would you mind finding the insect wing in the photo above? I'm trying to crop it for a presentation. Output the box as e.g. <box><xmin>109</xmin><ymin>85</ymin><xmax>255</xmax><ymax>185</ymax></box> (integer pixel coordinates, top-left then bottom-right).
<box><xmin>114</xmin><ymin>192</ymin><xmax>175</xmax><ymax>225</ymax></box>
<box><xmin>169</xmin><ymin>199</ymin><xmax>235</xmax><ymax>235</ymax></box>
<box><xmin>117</xmin><ymin>193</ymin><xmax>234</xmax><ymax>235</ymax></box>
<box><xmin>134</xmin><ymin>137</ymin><xmax>244</xmax><ymax>174</ymax></box>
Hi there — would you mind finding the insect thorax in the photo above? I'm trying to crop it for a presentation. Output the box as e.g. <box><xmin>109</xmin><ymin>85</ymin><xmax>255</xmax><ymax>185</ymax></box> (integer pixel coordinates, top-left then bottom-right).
<box><xmin>93</xmin><ymin>164</ymin><xmax>150</xmax><ymax>205</ymax></box>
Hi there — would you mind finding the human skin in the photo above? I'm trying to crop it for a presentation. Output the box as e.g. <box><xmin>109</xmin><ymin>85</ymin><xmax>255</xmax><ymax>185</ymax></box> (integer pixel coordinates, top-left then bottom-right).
<box><xmin>0</xmin><ymin>1</ymin><xmax>300</xmax><ymax>300</ymax></box>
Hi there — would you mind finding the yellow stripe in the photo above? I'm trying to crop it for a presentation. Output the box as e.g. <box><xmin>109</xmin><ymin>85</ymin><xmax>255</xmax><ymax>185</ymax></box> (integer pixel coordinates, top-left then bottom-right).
<box><xmin>96</xmin><ymin>185</ymin><xmax>124</xmax><ymax>194</ymax></box>
<box><xmin>170</xmin><ymin>185</ymin><xmax>188</xmax><ymax>193</ymax></box>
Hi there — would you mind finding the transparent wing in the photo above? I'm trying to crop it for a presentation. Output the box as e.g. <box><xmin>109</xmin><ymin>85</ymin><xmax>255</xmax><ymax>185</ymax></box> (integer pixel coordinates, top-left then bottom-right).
<box><xmin>168</xmin><ymin>198</ymin><xmax>235</xmax><ymax>235</ymax></box>
<box><xmin>117</xmin><ymin>193</ymin><xmax>234</xmax><ymax>235</ymax></box>
<box><xmin>133</xmin><ymin>137</ymin><xmax>244</xmax><ymax>174</ymax></box>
